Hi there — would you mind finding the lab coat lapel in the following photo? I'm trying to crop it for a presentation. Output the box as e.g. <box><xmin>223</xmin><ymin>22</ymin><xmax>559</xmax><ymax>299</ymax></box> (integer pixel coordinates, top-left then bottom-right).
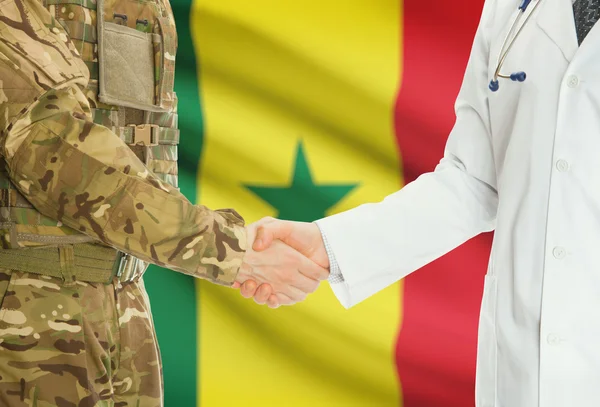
<box><xmin>535</xmin><ymin>0</ymin><xmax>578</xmax><ymax>61</ymax></box>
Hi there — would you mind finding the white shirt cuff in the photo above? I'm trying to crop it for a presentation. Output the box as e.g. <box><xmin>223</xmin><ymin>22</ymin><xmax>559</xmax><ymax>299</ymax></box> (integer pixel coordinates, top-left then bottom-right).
<box><xmin>314</xmin><ymin>222</ymin><xmax>345</xmax><ymax>284</ymax></box>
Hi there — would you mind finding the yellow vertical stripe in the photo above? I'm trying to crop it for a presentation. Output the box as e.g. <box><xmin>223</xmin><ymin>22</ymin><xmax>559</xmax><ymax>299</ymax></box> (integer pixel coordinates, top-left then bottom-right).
<box><xmin>193</xmin><ymin>1</ymin><xmax>404</xmax><ymax>406</ymax></box>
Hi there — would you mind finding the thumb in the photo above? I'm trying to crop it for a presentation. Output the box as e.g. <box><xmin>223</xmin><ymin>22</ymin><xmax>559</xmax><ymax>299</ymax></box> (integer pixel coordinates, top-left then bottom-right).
<box><xmin>253</xmin><ymin>221</ymin><xmax>290</xmax><ymax>251</ymax></box>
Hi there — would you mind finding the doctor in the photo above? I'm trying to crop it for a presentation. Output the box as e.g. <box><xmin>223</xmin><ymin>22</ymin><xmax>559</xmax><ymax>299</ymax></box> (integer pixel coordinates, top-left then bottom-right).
<box><xmin>237</xmin><ymin>0</ymin><xmax>600</xmax><ymax>405</ymax></box>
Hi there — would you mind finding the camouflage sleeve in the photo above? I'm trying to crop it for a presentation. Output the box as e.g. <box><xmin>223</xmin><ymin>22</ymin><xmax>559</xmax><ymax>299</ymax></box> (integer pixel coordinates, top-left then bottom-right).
<box><xmin>0</xmin><ymin>0</ymin><xmax>246</xmax><ymax>286</ymax></box>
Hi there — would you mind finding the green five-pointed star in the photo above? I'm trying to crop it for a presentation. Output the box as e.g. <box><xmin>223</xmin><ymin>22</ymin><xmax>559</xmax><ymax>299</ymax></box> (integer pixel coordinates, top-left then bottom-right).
<box><xmin>245</xmin><ymin>143</ymin><xmax>358</xmax><ymax>222</ymax></box>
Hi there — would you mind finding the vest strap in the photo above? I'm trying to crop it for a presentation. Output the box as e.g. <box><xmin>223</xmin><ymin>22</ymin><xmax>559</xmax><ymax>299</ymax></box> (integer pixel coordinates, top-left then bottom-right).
<box><xmin>117</xmin><ymin>124</ymin><xmax>179</xmax><ymax>145</ymax></box>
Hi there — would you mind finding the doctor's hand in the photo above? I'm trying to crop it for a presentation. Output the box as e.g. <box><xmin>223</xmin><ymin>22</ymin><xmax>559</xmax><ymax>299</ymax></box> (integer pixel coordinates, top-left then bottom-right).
<box><xmin>236</xmin><ymin>218</ymin><xmax>330</xmax><ymax>307</ymax></box>
<box><xmin>233</xmin><ymin>221</ymin><xmax>329</xmax><ymax>307</ymax></box>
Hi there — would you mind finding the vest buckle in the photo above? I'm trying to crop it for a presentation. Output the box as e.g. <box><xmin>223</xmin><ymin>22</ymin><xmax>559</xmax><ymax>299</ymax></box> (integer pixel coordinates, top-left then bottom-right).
<box><xmin>128</xmin><ymin>124</ymin><xmax>159</xmax><ymax>146</ymax></box>
<box><xmin>112</xmin><ymin>251</ymin><xmax>144</xmax><ymax>284</ymax></box>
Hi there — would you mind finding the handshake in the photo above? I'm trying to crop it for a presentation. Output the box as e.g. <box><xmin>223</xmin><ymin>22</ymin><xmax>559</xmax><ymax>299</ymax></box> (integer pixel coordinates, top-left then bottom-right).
<box><xmin>232</xmin><ymin>217</ymin><xmax>330</xmax><ymax>309</ymax></box>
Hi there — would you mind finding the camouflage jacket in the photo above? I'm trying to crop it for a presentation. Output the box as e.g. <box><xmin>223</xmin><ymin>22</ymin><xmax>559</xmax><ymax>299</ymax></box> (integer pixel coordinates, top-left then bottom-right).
<box><xmin>0</xmin><ymin>0</ymin><xmax>246</xmax><ymax>285</ymax></box>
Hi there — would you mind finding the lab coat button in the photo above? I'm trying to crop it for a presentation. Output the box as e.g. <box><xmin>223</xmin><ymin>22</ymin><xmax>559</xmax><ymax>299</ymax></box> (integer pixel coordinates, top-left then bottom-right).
<box><xmin>547</xmin><ymin>334</ymin><xmax>561</xmax><ymax>345</ymax></box>
<box><xmin>556</xmin><ymin>159</ymin><xmax>569</xmax><ymax>172</ymax></box>
<box><xmin>567</xmin><ymin>75</ymin><xmax>579</xmax><ymax>88</ymax></box>
<box><xmin>553</xmin><ymin>247</ymin><xmax>566</xmax><ymax>259</ymax></box>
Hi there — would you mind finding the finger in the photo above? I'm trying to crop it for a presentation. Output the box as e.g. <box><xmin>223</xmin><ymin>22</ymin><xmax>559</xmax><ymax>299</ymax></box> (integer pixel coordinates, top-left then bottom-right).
<box><xmin>253</xmin><ymin>284</ymin><xmax>273</xmax><ymax>305</ymax></box>
<box><xmin>289</xmin><ymin>271</ymin><xmax>320</xmax><ymax>295</ymax></box>
<box><xmin>240</xmin><ymin>280</ymin><xmax>258</xmax><ymax>298</ymax></box>
<box><xmin>267</xmin><ymin>295</ymin><xmax>280</xmax><ymax>309</ymax></box>
<box><xmin>297</xmin><ymin>253</ymin><xmax>330</xmax><ymax>281</ymax></box>
<box><xmin>280</xmin><ymin>285</ymin><xmax>307</xmax><ymax>303</ymax></box>
<box><xmin>245</xmin><ymin>218</ymin><xmax>275</xmax><ymax>254</ymax></box>
<box><xmin>253</xmin><ymin>221</ymin><xmax>293</xmax><ymax>252</ymax></box>
<box><xmin>275</xmin><ymin>293</ymin><xmax>295</xmax><ymax>306</ymax></box>
<box><xmin>253</xmin><ymin>226</ymin><xmax>274</xmax><ymax>252</ymax></box>
<box><xmin>232</xmin><ymin>282</ymin><xmax>241</xmax><ymax>289</ymax></box>
<box><xmin>247</xmin><ymin>217</ymin><xmax>275</xmax><ymax>250</ymax></box>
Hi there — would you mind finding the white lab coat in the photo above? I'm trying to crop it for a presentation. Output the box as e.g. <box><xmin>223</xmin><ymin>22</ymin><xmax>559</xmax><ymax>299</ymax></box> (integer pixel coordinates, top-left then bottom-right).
<box><xmin>316</xmin><ymin>0</ymin><xmax>600</xmax><ymax>405</ymax></box>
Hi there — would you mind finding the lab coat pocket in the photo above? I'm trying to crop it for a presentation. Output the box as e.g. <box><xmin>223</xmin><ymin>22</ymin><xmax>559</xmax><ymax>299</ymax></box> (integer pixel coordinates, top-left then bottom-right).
<box><xmin>475</xmin><ymin>273</ymin><xmax>498</xmax><ymax>407</ymax></box>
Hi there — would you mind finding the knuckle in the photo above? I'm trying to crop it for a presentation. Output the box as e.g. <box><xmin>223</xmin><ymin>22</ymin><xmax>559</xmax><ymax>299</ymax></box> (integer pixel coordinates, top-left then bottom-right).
<box><xmin>309</xmin><ymin>269</ymin><xmax>321</xmax><ymax>280</ymax></box>
<box><xmin>260</xmin><ymin>217</ymin><xmax>275</xmax><ymax>226</ymax></box>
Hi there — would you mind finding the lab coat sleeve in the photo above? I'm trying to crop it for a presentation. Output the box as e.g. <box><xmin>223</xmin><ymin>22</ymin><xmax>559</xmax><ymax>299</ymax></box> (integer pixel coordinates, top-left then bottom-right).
<box><xmin>316</xmin><ymin>0</ymin><xmax>499</xmax><ymax>309</ymax></box>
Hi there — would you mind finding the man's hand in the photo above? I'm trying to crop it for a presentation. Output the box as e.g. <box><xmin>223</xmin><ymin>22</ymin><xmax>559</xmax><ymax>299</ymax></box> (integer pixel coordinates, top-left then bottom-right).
<box><xmin>254</xmin><ymin>218</ymin><xmax>329</xmax><ymax>268</ymax></box>
<box><xmin>236</xmin><ymin>218</ymin><xmax>330</xmax><ymax>307</ymax></box>
<box><xmin>232</xmin><ymin>221</ymin><xmax>329</xmax><ymax>308</ymax></box>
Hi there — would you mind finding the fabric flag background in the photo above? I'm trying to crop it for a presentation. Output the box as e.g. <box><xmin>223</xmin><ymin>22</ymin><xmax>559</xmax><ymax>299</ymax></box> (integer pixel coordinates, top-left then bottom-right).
<box><xmin>143</xmin><ymin>0</ymin><xmax>493</xmax><ymax>406</ymax></box>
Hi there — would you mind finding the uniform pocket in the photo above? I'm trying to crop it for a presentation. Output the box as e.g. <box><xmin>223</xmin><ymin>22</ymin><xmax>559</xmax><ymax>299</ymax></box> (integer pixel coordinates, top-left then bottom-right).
<box><xmin>475</xmin><ymin>273</ymin><xmax>498</xmax><ymax>407</ymax></box>
<box><xmin>98</xmin><ymin>22</ymin><xmax>157</xmax><ymax>109</ymax></box>
<box><xmin>96</xmin><ymin>0</ymin><xmax>172</xmax><ymax>112</ymax></box>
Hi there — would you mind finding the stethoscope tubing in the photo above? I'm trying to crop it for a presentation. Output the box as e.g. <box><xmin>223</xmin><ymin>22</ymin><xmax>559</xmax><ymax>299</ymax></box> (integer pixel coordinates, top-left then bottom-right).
<box><xmin>490</xmin><ymin>0</ymin><xmax>543</xmax><ymax>90</ymax></box>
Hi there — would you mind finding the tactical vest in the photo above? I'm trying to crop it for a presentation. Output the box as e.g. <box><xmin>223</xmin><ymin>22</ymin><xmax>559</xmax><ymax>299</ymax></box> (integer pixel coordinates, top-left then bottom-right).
<box><xmin>0</xmin><ymin>0</ymin><xmax>179</xmax><ymax>283</ymax></box>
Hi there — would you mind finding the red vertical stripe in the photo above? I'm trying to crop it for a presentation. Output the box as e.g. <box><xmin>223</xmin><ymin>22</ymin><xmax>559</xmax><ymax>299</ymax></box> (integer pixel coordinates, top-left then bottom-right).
<box><xmin>394</xmin><ymin>1</ymin><xmax>492</xmax><ymax>406</ymax></box>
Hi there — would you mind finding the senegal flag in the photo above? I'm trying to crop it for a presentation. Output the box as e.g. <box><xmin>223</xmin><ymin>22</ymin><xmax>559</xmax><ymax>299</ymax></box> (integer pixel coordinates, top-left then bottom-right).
<box><xmin>144</xmin><ymin>0</ymin><xmax>493</xmax><ymax>406</ymax></box>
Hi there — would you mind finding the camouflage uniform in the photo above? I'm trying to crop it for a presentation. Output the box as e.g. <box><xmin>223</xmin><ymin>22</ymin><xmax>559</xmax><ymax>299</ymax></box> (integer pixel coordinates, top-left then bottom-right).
<box><xmin>0</xmin><ymin>0</ymin><xmax>247</xmax><ymax>404</ymax></box>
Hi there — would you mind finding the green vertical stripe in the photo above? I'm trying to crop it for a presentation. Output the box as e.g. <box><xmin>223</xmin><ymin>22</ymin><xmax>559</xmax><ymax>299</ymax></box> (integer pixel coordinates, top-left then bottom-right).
<box><xmin>143</xmin><ymin>0</ymin><xmax>204</xmax><ymax>405</ymax></box>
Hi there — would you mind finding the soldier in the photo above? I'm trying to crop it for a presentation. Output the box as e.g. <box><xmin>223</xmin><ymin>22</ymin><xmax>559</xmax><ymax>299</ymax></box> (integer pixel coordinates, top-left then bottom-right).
<box><xmin>0</xmin><ymin>0</ymin><xmax>329</xmax><ymax>405</ymax></box>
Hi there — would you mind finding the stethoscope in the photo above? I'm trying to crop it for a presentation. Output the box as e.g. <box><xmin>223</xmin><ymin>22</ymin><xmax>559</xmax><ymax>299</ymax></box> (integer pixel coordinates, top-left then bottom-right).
<box><xmin>489</xmin><ymin>0</ymin><xmax>542</xmax><ymax>92</ymax></box>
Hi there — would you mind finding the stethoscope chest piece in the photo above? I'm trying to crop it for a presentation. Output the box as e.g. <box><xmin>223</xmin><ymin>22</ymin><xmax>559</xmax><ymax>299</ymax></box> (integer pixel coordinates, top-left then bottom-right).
<box><xmin>489</xmin><ymin>0</ymin><xmax>540</xmax><ymax>92</ymax></box>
